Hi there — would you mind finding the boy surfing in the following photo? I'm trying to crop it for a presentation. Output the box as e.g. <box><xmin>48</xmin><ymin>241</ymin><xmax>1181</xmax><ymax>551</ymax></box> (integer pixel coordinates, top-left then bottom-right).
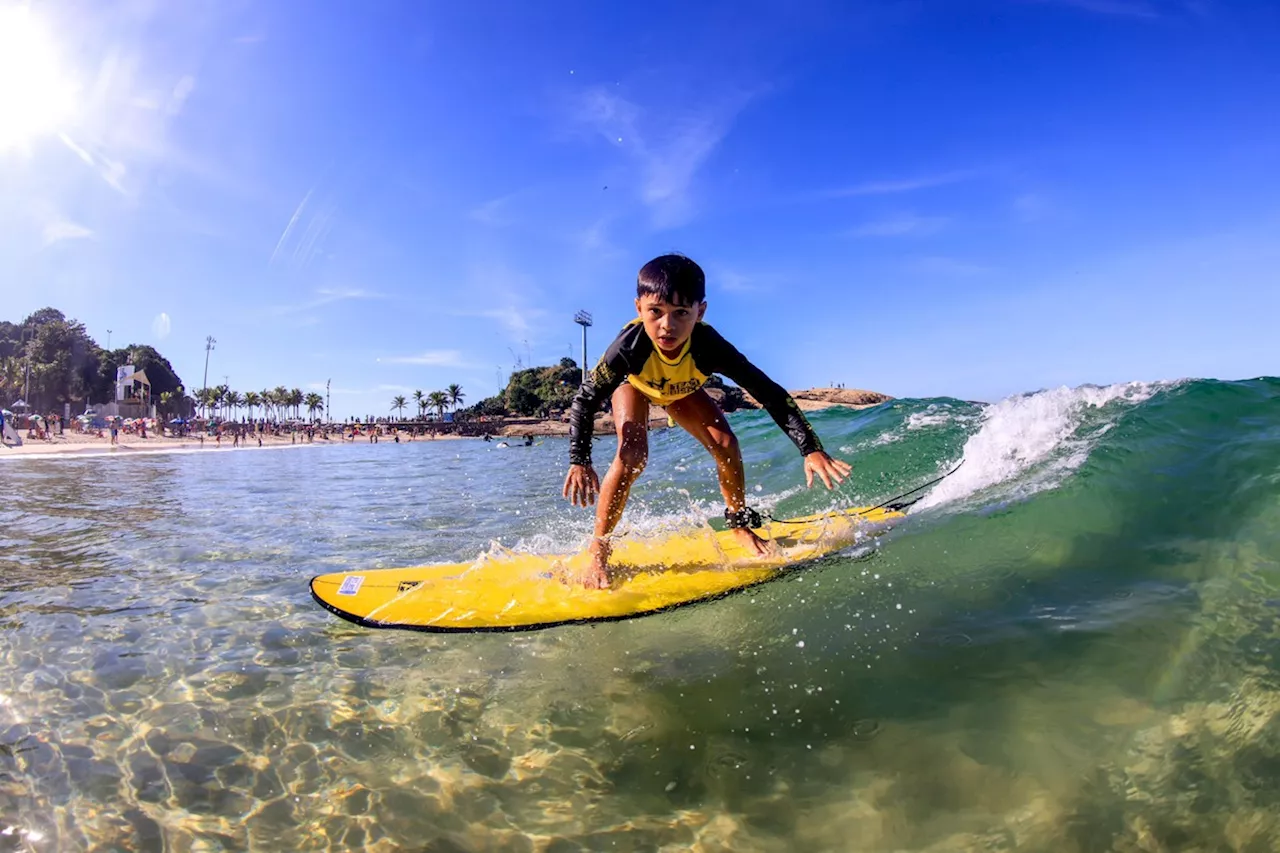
<box><xmin>563</xmin><ymin>254</ymin><xmax>852</xmax><ymax>588</ymax></box>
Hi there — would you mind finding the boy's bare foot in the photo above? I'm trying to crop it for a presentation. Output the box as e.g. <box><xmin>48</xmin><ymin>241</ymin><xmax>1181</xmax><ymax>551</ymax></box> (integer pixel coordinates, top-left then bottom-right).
<box><xmin>582</xmin><ymin>536</ymin><xmax>613</xmax><ymax>589</ymax></box>
<box><xmin>731</xmin><ymin>527</ymin><xmax>771</xmax><ymax>558</ymax></box>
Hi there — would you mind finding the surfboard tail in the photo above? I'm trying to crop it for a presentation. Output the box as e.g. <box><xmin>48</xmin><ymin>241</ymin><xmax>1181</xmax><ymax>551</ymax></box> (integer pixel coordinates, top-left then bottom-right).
<box><xmin>1</xmin><ymin>421</ymin><xmax>21</xmax><ymax>447</ymax></box>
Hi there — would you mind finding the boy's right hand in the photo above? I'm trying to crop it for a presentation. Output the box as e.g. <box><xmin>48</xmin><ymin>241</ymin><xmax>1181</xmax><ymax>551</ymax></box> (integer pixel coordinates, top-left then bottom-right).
<box><xmin>563</xmin><ymin>464</ymin><xmax>600</xmax><ymax>506</ymax></box>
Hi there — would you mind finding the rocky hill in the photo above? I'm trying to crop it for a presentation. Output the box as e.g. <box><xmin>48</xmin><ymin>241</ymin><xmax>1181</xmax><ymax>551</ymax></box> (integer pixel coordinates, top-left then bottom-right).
<box><xmin>737</xmin><ymin>386</ymin><xmax>893</xmax><ymax>411</ymax></box>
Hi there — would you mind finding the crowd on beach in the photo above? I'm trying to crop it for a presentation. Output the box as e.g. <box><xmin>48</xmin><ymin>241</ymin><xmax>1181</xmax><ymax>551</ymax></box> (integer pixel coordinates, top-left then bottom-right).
<box><xmin>0</xmin><ymin>410</ymin><xmax>528</xmax><ymax>456</ymax></box>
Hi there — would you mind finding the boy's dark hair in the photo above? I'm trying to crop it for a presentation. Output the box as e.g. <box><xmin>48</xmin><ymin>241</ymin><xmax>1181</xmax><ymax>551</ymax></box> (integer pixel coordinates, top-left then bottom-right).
<box><xmin>637</xmin><ymin>254</ymin><xmax>706</xmax><ymax>305</ymax></box>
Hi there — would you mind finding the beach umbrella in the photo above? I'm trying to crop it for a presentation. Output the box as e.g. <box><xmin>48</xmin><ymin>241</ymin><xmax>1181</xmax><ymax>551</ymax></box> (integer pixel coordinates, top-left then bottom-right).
<box><xmin>30</xmin><ymin>414</ymin><xmax>43</xmax><ymax>421</ymax></box>
<box><xmin>11</xmin><ymin>399</ymin><xmax>28</xmax><ymax>410</ymax></box>
<box><xmin>1</xmin><ymin>409</ymin><xmax>12</xmax><ymax>418</ymax></box>
<box><xmin>170</xmin><ymin>417</ymin><xmax>187</xmax><ymax>424</ymax></box>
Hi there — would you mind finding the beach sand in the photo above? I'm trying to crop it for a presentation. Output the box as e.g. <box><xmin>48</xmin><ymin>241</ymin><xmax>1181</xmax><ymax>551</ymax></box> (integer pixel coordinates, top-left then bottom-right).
<box><xmin>0</xmin><ymin>428</ymin><xmax>469</xmax><ymax>459</ymax></box>
<box><xmin>2</xmin><ymin>388</ymin><xmax>886</xmax><ymax>459</ymax></box>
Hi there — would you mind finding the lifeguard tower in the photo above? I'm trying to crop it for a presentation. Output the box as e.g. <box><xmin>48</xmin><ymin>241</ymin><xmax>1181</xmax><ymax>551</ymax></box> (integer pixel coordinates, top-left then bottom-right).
<box><xmin>114</xmin><ymin>365</ymin><xmax>153</xmax><ymax>419</ymax></box>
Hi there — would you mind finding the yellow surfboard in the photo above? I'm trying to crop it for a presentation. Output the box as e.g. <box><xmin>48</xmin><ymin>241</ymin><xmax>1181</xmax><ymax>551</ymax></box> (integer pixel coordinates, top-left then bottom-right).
<box><xmin>310</xmin><ymin>506</ymin><xmax>902</xmax><ymax>632</ymax></box>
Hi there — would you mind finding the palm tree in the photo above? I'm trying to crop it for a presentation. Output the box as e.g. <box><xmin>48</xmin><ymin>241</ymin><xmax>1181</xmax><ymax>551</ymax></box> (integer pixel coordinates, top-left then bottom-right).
<box><xmin>273</xmin><ymin>386</ymin><xmax>289</xmax><ymax>421</ymax></box>
<box><xmin>225</xmin><ymin>390</ymin><xmax>243</xmax><ymax>421</ymax></box>
<box><xmin>413</xmin><ymin>389</ymin><xmax>425</xmax><ymax>419</ymax></box>
<box><xmin>305</xmin><ymin>392</ymin><xmax>324</xmax><ymax>420</ymax></box>
<box><xmin>428</xmin><ymin>391</ymin><xmax>448</xmax><ymax>420</ymax></box>
<box><xmin>391</xmin><ymin>395</ymin><xmax>407</xmax><ymax>418</ymax></box>
<box><xmin>290</xmin><ymin>388</ymin><xmax>303</xmax><ymax>419</ymax></box>
<box><xmin>446</xmin><ymin>383</ymin><xmax>465</xmax><ymax>411</ymax></box>
<box><xmin>197</xmin><ymin>387</ymin><xmax>216</xmax><ymax>419</ymax></box>
<box><xmin>0</xmin><ymin>356</ymin><xmax>21</xmax><ymax>397</ymax></box>
<box><xmin>260</xmin><ymin>389</ymin><xmax>274</xmax><ymax>421</ymax></box>
<box><xmin>243</xmin><ymin>391</ymin><xmax>261</xmax><ymax>421</ymax></box>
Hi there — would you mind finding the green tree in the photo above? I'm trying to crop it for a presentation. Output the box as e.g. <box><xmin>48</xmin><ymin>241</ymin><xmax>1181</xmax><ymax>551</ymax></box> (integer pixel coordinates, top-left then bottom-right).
<box><xmin>196</xmin><ymin>387</ymin><xmax>217</xmax><ymax>418</ymax></box>
<box><xmin>0</xmin><ymin>321</ymin><xmax>21</xmax><ymax>360</ymax></box>
<box><xmin>465</xmin><ymin>396</ymin><xmax>507</xmax><ymax>418</ymax></box>
<box><xmin>446</xmin><ymin>383</ymin><xmax>465</xmax><ymax>411</ymax></box>
<box><xmin>305</xmin><ymin>392</ymin><xmax>324</xmax><ymax>420</ymax></box>
<box><xmin>243</xmin><ymin>391</ymin><xmax>261</xmax><ymax>420</ymax></box>
<box><xmin>413</xmin><ymin>389</ymin><xmax>425</xmax><ymax>418</ymax></box>
<box><xmin>21</xmin><ymin>313</ymin><xmax>98</xmax><ymax>410</ymax></box>
<box><xmin>427</xmin><ymin>391</ymin><xmax>448</xmax><ymax>419</ymax></box>
<box><xmin>504</xmin><ymin>374</ymin><xmax>542</xmax><ymax>416</ymax></box>
<box><xmin>501</xmin><ymin>363</ymin><xmax>579</xmax><ymax>416</ymax></box>
<box><xmin>213</xmin><ymin>384</ymin><xmax>230</xmax><ymax>419</ymax></box>
<box><xmin>391</xmin><ymin>395</ymin><xmax>406</xmax><ymax>418</ymax></box>
<box><xmin>0</xmin><ymin>355</ymin><xmax>24</xmax><ymax>403</ymax></box>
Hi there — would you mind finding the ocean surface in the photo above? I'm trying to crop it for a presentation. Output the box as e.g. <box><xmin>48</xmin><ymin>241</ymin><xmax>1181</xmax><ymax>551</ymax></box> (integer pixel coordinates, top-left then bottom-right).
<box><xmin>2</xmin><ymin>377</ymin><xmax>1279</xmax><ymax>852</ymax></box>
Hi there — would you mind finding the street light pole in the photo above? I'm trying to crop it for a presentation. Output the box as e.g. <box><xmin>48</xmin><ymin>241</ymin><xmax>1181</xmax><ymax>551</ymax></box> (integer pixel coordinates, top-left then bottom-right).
<box><xmin>573</xmin><ymin>310</ymin><xmax>593</xmax><ymax>384</ymax></box>
<box><xmin>19</xmin><ymin>323</ymin><xmax>30</xmax><ymax>405</ymax></box>
<box><xmin>201</xmin><ymin>335</ymin><xmax>216</xmax><ymax>418</ymax></box>
<box><xmin>326</xmin><ymin>378</ymin><xmax>331</xmax><ymax>423</ymax></box>
<box><xmin>106</xmin><ymin>329</ymin><xmax>112</xmax><ymax>351</ymax></box>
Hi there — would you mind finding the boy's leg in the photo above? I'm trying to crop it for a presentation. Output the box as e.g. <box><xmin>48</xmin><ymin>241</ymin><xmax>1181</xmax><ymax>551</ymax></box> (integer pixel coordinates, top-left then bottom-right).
<box><xmin>664</xmin><ymin>389</ymin><xmax>770</xmax><ymax>557</ymax></box>
<box><xmin>586</xmin><ymin>384</ymin><xmax>650</xmax><ymax>585</ymax></box>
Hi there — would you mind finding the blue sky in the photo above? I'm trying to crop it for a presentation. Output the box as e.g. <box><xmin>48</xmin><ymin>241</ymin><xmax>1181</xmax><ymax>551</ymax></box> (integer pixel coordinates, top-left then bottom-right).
<box><xmin>2</xmin><ymin>0</ymin><xmax>1277</xmax><ymax>415</ymax></box>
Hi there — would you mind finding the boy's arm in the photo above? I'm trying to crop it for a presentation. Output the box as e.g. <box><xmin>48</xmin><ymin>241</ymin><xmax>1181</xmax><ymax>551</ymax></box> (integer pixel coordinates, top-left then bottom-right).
<box><xmin>699</xmin><ymin>325</ymin><xmax>823</xmax><ymax>456</ymax></box>
<box><xmin>567</xmin><ymin>331</ymin><xmax>634</xmax><ymax>465</ymax></box>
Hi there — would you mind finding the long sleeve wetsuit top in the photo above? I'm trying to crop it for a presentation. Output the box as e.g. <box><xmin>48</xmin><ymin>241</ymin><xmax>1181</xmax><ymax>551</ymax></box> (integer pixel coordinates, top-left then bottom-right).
<box><xmin>567</xmin><ymin>320</ymin><xmax>823</xmax><ymax>465</ymax></box>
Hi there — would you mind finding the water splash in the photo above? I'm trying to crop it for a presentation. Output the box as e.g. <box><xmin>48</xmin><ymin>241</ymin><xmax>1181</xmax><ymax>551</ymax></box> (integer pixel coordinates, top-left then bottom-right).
<box><xmin>915</xmin><ymin>380</ymin><xmax>1172</xmax><ymax>510</ymax></box>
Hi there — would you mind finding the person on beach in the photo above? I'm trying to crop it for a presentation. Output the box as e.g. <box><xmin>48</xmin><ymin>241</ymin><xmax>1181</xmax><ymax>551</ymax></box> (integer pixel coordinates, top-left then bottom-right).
<box><xmin>562</xmin><ymin>253</ymin><xmax>852</xmax><ymax>588</ymax></box>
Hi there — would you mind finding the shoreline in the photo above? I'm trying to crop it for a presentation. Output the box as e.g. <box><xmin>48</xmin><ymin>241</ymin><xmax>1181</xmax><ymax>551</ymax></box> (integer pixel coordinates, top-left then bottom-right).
<box><xmin>0</xmin><ymin>430</ymin><xmax>471</xmax><ymax>459</ymax></box>
<box><xmin>2</xmin><ymin>389</ymin><xmax>886</xmax><ymax>460</ymax></box>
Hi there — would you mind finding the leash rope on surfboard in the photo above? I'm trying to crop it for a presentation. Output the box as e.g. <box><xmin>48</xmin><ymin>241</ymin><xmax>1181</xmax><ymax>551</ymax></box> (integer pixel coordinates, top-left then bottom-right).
<box><xmin>757</xmin><ymin>459</ymin><xmax>965</xmax><ymax>526</ymax></box>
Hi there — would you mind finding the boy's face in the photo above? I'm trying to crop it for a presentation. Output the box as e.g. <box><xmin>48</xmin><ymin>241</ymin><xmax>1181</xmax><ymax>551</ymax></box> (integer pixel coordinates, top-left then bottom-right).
<box><xmin>635</xmin><ymin>294</ymin><xmax>706</xmax><ymax>355</ymax></box>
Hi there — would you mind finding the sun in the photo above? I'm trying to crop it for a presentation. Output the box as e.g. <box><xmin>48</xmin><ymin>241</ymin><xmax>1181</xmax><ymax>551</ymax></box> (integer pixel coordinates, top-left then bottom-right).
<box><xmin>0</xmin><ymin>5</ymin><xmax>77</xmax><ymax>154</ymax></box>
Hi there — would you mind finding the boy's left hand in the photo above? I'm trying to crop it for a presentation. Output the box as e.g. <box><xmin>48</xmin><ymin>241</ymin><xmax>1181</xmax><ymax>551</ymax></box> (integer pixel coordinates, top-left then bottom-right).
<box><xmin>803</xmin><ymin>451</ymin><xmax>852</xmax><ymax>489</ymax></box>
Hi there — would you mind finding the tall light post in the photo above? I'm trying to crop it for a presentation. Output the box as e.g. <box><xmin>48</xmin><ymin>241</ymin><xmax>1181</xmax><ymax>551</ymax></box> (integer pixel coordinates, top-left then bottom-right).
<box><xmin>201</xmin><ymin>335</ymin><xmax>216</xmax><ymax>418</ymax></box>
<box><xmin>326</xmin><ymin>378</ymin><xmax>331</xmax><ymax>424</ymax></box>
<box><xmin>573</xmin><ymin>310</ymin><xmax>592</xmax><ymax>384</ymax></box>
<box><xmin>20</xmin><ymin>324</ymin><xmax>30</xmax><ymax>405</ymax></box>
<box><xmin>106</xmin><ymin>329</ymin><xmax>112</xmax><ymax>351</ymax></box>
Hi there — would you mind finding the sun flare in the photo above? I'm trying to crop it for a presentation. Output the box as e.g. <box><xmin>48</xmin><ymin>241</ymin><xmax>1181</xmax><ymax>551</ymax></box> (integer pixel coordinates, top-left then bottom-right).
<box><xmin>0</xmin><ymin>5</ymin><xmax>78</xmax><ymax>154</ymax></box>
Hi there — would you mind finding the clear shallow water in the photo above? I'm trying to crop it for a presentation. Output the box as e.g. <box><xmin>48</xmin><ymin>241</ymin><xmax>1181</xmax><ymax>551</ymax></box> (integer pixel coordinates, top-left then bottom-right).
<box><xmin>2</xmin><ymin>378</ymin><xmax>1280</xmax><ymax>851</ymax></box>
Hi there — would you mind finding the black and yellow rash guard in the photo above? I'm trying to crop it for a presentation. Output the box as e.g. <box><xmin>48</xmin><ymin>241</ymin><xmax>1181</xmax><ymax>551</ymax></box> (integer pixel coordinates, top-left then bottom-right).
<box><xmin>568</xmin><ymin>319</ymin><xmax>823</xmax><ymax>465</ymax></box>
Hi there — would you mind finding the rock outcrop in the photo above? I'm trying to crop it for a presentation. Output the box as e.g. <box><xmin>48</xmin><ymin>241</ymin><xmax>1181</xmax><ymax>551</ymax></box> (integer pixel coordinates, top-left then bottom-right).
<box><xmin>740</xmin><ymin>387</ymin><xmax>893</xmax><ymax>412</ymax></box>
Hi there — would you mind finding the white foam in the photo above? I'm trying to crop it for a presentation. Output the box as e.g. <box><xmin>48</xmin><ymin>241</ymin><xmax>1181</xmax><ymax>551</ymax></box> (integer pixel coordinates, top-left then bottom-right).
<box><xmin>842</xmin><ymin>402</ymin><xmax>979</xmax><ymax>454</ymax></box>
<box><xmin>914</xmin><ymin>380</ymin><xmax>1170</xmax><ymax>510</ymax></box>
<box><xmin>905</xmin><ymin>404</ymin><xmax>966</xmax><ymax>431</ymax></box>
